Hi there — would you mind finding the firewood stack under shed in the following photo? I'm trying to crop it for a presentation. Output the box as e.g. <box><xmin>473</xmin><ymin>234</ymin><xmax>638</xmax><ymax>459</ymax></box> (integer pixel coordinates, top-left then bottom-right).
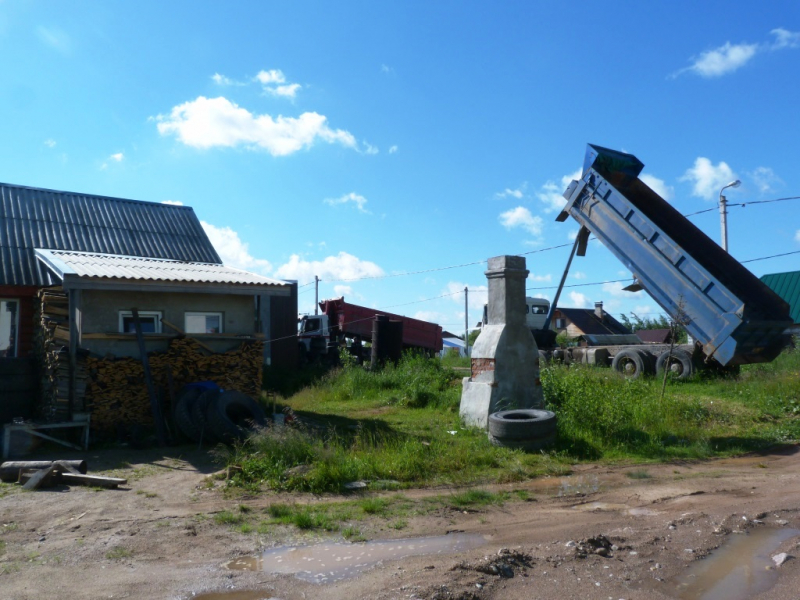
<box><xmin>86</xmin><ymin>338</ymin><xmax>263</xmax><ymax>434</ymax></box>
<box><xmin>35</xmin><ymin>287</ymin><xmax>88</xmax><ymax>422</ymax></box>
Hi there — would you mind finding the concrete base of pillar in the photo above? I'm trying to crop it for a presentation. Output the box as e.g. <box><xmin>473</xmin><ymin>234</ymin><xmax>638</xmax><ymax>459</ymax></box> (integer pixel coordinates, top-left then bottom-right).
<box><xmin>459</xmin><ymin>377</ymin><xmax>495</xmax><ymax>430</ymax></box>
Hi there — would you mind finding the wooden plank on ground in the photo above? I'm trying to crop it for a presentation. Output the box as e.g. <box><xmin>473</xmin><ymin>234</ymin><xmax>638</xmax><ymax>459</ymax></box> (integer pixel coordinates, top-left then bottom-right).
<box><xmin>22</xmin><ymin>465</ymin><xmax>58</xmax><ymax>490</ymax></box>
<box><xmin>61</xmin><ymin>473</ymin><xmax>127</xmax><ymax>488</ymax></box>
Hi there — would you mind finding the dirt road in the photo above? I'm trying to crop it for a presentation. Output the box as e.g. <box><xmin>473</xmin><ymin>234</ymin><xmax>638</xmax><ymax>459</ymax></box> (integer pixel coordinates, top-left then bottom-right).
<box><xmin>3</xmin><ymin>445</ymin><xmax>800</xmax><ymax>600</ymax></box>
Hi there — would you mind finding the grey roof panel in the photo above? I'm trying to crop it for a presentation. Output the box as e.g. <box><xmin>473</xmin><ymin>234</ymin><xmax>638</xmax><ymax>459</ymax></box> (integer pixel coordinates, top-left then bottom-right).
<box><xmin>0</xmin><ymin>182</ymin><xmax>222</xmax><ymax>286</ymax></box>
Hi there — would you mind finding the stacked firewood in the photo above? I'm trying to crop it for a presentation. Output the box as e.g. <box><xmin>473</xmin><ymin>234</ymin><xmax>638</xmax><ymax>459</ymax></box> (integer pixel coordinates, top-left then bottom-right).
<box><xmin>86</xmin><ymin>338</ymin><xmax>263</xmax><ymax>433</ymax></box>
<box><xmin>34</xmin><ymin>287</ymin><xmax>88</xmax><ymax>422</ymax></box>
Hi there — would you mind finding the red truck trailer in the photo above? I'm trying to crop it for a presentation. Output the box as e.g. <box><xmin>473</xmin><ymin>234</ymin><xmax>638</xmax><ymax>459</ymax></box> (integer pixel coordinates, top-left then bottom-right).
<box><xmin>298</xmin><ymin>297</ymin><xmax>443</xmax><ymax>362</ymax></box>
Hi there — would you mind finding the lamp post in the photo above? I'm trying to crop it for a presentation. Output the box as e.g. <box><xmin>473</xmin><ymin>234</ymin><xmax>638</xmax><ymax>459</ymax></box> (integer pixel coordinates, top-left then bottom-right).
<box><xmin>718</xmin><ymin>179</ymin><xmax>741</xmax><ymax>252</ymax></box>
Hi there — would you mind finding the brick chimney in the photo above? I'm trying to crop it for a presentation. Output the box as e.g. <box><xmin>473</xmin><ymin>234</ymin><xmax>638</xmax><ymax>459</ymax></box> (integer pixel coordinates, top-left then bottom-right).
<box><xmin>594</xmin><ymin>301</ymin><xmax>604</xmax><ymax>321</ymax></box>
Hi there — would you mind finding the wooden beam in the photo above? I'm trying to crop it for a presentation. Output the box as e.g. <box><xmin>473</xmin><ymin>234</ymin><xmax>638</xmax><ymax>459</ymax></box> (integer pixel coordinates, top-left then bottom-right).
<box><xmin>132</xmin><ymin>308</ymin><xmax>167</xmax><ymax>446</ymax></box>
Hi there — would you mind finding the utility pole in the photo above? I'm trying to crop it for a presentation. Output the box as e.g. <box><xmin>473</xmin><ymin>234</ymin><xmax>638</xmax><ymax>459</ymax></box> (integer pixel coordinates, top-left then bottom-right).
<box><xmin>314</xmin><ymin>275</ymin><xmax>319</xmax><ymax>315</ymax></box>
<box><xmin>718</xmin><ymin>179</ymin><xmax>741</xmax><ymax>253</ymax></box>
<box><xmin>464</xmin><ymin>286</ymin><xmax>469</xmax><ymax>357</ymax></box>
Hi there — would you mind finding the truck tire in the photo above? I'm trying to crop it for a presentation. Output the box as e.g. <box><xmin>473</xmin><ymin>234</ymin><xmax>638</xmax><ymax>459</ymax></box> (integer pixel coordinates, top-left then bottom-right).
<box><xmin>192</xmin><ymin>389</ymin><xmax>221</xmax><ymax>444</ymax></box>
<box><xmin>173</xmin><ymin>387</ymin><xmax>203</xmax><ymax>442</ymax></box>
<box><xmin>612</xmin><ymin>349</ymin><xmax>649</xmax><ymax>379</ymax></box>
<box><xmin>656</xmin><ymin>349</ymin><xmax>694</xmax><ymax>380</ymax></box>
<box><xmin>204</xmin><ymin>391</ymin><xmax>268</xmax><ymax>443</ymax></box>
<box><xmin>488</xmin><ymin>409</ymin><xmax>557</xmax><ymax>440</ymax></box>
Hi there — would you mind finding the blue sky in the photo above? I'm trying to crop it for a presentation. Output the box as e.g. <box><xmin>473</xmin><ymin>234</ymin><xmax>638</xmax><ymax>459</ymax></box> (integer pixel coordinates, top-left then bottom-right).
<box><xmin>2</xmin><ymin>1</ymin><xmax>799</xmax><ymax>335</ymax></box>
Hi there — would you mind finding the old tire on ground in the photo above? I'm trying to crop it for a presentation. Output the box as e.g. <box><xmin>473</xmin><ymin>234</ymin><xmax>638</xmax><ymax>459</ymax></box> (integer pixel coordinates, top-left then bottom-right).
<box><xmin>488</xmin><ymin>409</ymin><xmax>557</xmax><ymax>439</ymax></box>
<box><xmin>656</xmin><ymin>349</ymin><xmax>694</xmax><ymax>380</ymax></box>
<box><xmin>173</xmin><ymin>387</ymin><xmax>204</xmax><ymax>441</ymax></box>
<box><xmin>612</xmin><ymin>348</ymin><xmax>649</xmax><ymax>379</ymax></box>
<box><xmin>204</xmin><ymin>390</ymin><xmax>268</xmax><ymax>443</ymax></box>
<box><xmin>191</xmin><ymin>389</ymin><xmax>221</xmax><ymax>444</ymax></box>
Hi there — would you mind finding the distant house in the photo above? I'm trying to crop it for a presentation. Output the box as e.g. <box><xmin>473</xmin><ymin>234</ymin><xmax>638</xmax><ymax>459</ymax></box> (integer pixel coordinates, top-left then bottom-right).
<box><xmin>0</xmin><ymin>182</ymin><xmax>296</xmax><ymax>427</ymax></box>
<box><xmin>550</xmin><ymin>301</ymin><xmax>630</xmax><ymax>339</ymax></box>
<box><xmin>761</xmin><ymin>271</ymin><xmax>800</xmax><ymax>333</ymax></box>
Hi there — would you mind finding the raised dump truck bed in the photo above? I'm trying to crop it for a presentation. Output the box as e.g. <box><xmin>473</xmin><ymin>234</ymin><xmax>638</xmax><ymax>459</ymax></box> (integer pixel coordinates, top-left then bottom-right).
<box><xmin>559</xmin><ymin>144</ymin><xmax>792</xmax><ymax>367</ymax></box>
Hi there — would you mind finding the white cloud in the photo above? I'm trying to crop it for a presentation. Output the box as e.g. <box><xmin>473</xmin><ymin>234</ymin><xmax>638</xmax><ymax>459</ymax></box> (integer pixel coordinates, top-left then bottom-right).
<box><xmin>333</xmin><ymin>285</ymin><xmax>353</xmax><ymax>297</ymax></box>
<box><xmin>274</xmin><ymin>252</ymin><xmax>384</xmax><ymax>282</ymax></box>
<box><xmin>200</xmin><ymin>221</ymin><xmax>273</xmax><ymax>274</ymax></box>
<box><xmin>446</xmin><ymin>282</ymin><xmax>487</xmax><ymax>310</ymax></box>
<box><xmin>44</xmin><ymin>139</ymin><xmax>56</xmax><ymax>148</ymax></box>
<box><xmin>255</xmin><ymin>69</ymin><xmax>301</xmax><ymax>98</ymax></box>
<box><xmin>255</xmin><ymin>69</ymin><xmax>287</xmax><ymax>85</ymax></box>
<box><xmin>324</xmin><ymin>192</ymin><xmax>370</xmax><ymax>214</ymax></box>
<box><xmin>572</xmin><ymin>271</ymin><xmax>586</xmax><ymax>280</ymax></box>
<box><xmin>770</xmin><ymin>28</ymin><xmax>800</xmax><ymax>50</ymax></box>
<box><xmin>750</xmin><ymin>166</ymin><xmax>782</xmax><ymax>194</ymax></box>
<box><xmin>601</xmin><ymin>281</ymin><xmax>628</xmax><ymax>297</ymax></box>
<box><xmin>362</xmin><ymin>141</ymin><xmax>379</xmax><ymax>155</ymax></box>
<box><xmin>498</xmin><ymin>206</ymin><xmax>543</xmax><ymax>236</ymax></box>
<box><xmin>156</xmin><ymin>96</ymin><xmax>356</xmax><ymax>156</ymax></box>
<box><xmin>388</xmin><ymin>145</ymin><xmax>398</xmax><ymax>154</ymax></box>
<box><xmin>161</xmin><ymin>200</ymin><xmax>184</xmax><ymax>206</ymax></box>
<box><xmin>680</xmin><ymin>41</ymin><xmax>759</xmax><ymax>78</ymax></box>
<box><xmin>640</xmin><ymin>173</ymin><xmax>673</xmax><ymax>201</ymax></box>
<box><xmin>633</xmin><ymin>305</ymin><xmax>656</xmax><ymax>316</ymax></box>
<box><xmin>211</xmin><ymin>73</ymin><xmax>238</xmax><ymax>86</ymax></box>
<box><xmin>568</xmin><ymin>291</ymin><xmax>591</xmax><ymax>308</ymax></box>
<box><xmin>109</xmin><ymin>152</ymin><xmax>124</xmax><ymax>162</ymax></box>
<box><xmin>537</xmin><ymin>169</ymin><xmax>581</xmax><ymax>213</ymax></box>
<box><xmin>528</xmin><ymin>273</ymin><xmax>551</xmax><ymax>282</ymax></box>
<box><xmin>495</xmin><ymin>184</ymin><xmax>526</xmax><ymax>200</ymax></box>
<box><xmin>795</xmin><ymin>230</ymin><xmax>800</xmax><ymax>243</ymax></box>
<box><xmin>681</xmin><ymin>157</ymin><xmax>737</xmax><ymax>200</ymax></box>
<box><xmin>674</xmin><ymin>29</ymin><xmax>800</xmax><ymax>79</ymax></box>
<box><xmin>381</xmin><ymin>64</ymin><xmax>392</xmax><ymax>73</ymax></box>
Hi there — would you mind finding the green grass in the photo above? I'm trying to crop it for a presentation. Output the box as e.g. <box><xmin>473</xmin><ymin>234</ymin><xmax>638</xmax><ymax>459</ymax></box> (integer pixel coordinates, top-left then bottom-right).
<box><xmin>225</xmin><ymin>345</ymin><xmax>800</xmax><ymax>493</ymax></box>
<box><xmin>626</xmin><ymin>469</ymin><xmax>652</xmax><ymax>480</ymax></box>
<box><xmin>446</xmin><ymin>489</ymin><xmax>506</xmax><ymax>509</ymax></box>
<box><xmin>214</xmin><ymin>510</ymin><xmax>245</xmax><ymax>526</ymax></box>
<box><xmin>105</xmin><ymin>547</ymin><xmax>132</xmax><ymax>560</ymax></box>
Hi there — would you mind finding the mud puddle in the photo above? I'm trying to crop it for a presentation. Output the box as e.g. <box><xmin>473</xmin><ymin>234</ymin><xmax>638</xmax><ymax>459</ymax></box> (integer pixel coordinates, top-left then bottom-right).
<box><xmin>673</xmin><ymin>527</ymin><xmax>800</xmax><ymax>600</ymax></box>
<box><xmin>225</xmin><ymin>532</ymin><xmax>488</xmax><ymax>584</ymax></box>
<box><xmin>572</xmin><ymin>501</ymin><xmax>659</xmax><ymax>516</ymax></box>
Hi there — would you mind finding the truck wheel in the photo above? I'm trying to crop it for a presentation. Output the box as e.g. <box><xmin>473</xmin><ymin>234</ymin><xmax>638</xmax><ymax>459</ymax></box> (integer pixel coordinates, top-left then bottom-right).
<box><xmin>612</xmin><ymin>349</ymin><xmax>648</xmax><ymax>379</ymax></box>
<box><xmin>488</xmin><ymin>409</ymin><xmax>557</xmax><ymax>439</ymax></box>
<box><xmin>656</xmin><ymin>349</ymin><xmax>694</xmax><ymax>380</ymax></box>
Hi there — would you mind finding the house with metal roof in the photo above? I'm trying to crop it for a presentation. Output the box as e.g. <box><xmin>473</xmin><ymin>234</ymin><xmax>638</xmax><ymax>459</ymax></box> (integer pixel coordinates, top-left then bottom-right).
<box><xmin>550</xmin><ymin>301</ymin><xmax>631</xmax><ymax>340</ymax></box>
<box><xmin>0</xmin><ymin>182</ymin><xmax>296</xmax><ymax>429</ymax></box>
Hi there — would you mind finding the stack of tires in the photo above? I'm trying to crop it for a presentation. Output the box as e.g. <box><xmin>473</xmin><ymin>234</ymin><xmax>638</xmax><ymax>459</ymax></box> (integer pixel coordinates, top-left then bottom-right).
<box><xmin>173</xmin><ymin>384</ymin><xmax>268</xmax><ymax>445</ymax></box>
<box><xmin>487</xmin><ymin>409</ymin><xmax>557</xmax><ymax>451</ymax></box>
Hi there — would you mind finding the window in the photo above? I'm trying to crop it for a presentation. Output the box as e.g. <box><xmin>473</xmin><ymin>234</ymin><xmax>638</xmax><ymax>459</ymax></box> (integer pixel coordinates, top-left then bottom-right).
<box><xmin>119</xmin><ymin>311</ymin><xmax>163</xmax><ymax>333</ymax></box>
<box><xmin>185</xmin><ymin>312</ymin><xmax>223</xmax><ymax>334</ymax></box>
<box><xmin>0</xmin><ymin>299</ymin><xmax>19</xmax><ymax>357</ymax></box>
<box><xmin>300</xmin><ymin>317</ymin><xmax>321</xmax><ymax>334</ymax></box>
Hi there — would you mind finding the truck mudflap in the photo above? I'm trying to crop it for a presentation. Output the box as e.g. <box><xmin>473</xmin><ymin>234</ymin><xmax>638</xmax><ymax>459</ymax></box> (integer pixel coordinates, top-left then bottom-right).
<box><xmin>558</xmin><ymin>144</ymin><xmax>793</xmax><ymax>367</ymax></box>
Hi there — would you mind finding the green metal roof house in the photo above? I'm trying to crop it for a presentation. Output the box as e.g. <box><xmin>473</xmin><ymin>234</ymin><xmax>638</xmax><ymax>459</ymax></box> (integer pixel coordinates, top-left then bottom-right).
<box><xmin>760</xmin><ymin>270</ymin><xmax>800</xmax><ymax>325</ymax></box>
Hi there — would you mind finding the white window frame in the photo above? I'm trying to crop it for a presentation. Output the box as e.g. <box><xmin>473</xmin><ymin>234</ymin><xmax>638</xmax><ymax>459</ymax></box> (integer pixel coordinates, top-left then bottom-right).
<box><xmin>184</xmin><ymin>312</ymin><xmax>223</xmax><ymax>334</ymax></box>
<box><xmin>0</xmin><ymin>298</ymin><xmax>20</xmax><ymax>357</ymax></box>
<box><xmin>119</xmin><ymin>311</ymin><xmax>163</xmax><ymax>334</ymax></box>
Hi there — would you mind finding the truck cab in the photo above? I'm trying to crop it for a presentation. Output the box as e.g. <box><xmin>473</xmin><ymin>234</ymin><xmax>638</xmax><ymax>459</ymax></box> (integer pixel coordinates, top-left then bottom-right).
<box><xmin>482</xmin><ymin>297</ymin><xmax>550</xmax><ymax>330</ymax></box>
<box><xmin>298</xmin><ymin>314</ymin><xmax>331</xmax><ymax>355</ymax></box>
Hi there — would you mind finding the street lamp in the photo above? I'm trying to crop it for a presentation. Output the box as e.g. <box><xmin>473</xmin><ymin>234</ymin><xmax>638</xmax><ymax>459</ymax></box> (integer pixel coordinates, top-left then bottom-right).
<box><xmin>718</xmin><ymin>179</ymin><xmax>741</xmax><ymax>252</ymax></box>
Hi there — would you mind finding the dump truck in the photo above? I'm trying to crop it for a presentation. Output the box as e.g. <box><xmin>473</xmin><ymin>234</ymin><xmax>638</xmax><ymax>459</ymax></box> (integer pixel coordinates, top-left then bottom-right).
<box><xmin>298</xmin><ymin>297</ymin><xmax>444</xmax><ymax>362</ymax></box>
<box><xmin>536</xmin><ymin>144</ymin><xmax>792</xmax><ymax>379</ymax></box>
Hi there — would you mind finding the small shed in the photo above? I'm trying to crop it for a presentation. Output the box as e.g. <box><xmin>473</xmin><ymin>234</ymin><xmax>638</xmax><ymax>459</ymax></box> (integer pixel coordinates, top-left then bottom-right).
<box><xmin>0</xmin><ymin>182</ymin><xmax>296</xmax><ymax>433</ymax></box>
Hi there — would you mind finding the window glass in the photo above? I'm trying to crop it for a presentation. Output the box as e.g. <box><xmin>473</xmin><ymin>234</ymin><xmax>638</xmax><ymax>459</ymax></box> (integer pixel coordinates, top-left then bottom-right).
<box><xmin>1</xmin><ymin>299</ymin><xmax>19</xmax><ymax>357</ymax></box>
<box><xmin>185</xmin><ymin>312</ymin><xmax>223</xmax><ymax>334</ymax></box>
<box><xmin>119</xmin><ymin>311</ymin><xmax>162</xmax><ymax>333</ymax></box>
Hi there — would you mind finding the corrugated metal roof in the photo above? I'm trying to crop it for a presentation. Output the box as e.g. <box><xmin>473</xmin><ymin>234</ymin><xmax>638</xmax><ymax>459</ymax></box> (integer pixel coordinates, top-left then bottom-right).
<box><xmin>555</xmin><ymin>307</ymin><xmax>631</xmax><ymax>335</ymax></box>
<box><xmin>0</xmin><ymin>182</ymin><xmax>222</xmax><ymax>286</ymax></box>
<box><xmin>35</xmin><ymin>250</ymin><xmax>288</xmax><ymax>288</ymax></box>
<box><xmin>761</xmin><ymin>270</ymin><xmax>800</xmax><ymax>324</ymax></box>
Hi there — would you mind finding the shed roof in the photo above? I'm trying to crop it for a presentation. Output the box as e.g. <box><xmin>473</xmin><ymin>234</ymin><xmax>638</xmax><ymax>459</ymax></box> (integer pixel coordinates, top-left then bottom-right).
<box><xmin>0</xmin><ymin>182</ymin><xmax>221</xmax><ymax>286</ymax></box>
<box><xmin>35</xmin><ymin>250</ymin><xmax>289</xmax><ymax>293</ymax></box>
<box><xmin>555</xmin><ymin>307</ymin><xmax>631</xmax><ymax>335</ymax></box>
<box><xmin>635</xmin><ymin>328</ymin><xmax>673</xmax><ymax>343</ymax></box>
<box><xmin>761</xmin><ymin>270</ymin><xmax>800</xmax><ymax>324</ymax></box>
